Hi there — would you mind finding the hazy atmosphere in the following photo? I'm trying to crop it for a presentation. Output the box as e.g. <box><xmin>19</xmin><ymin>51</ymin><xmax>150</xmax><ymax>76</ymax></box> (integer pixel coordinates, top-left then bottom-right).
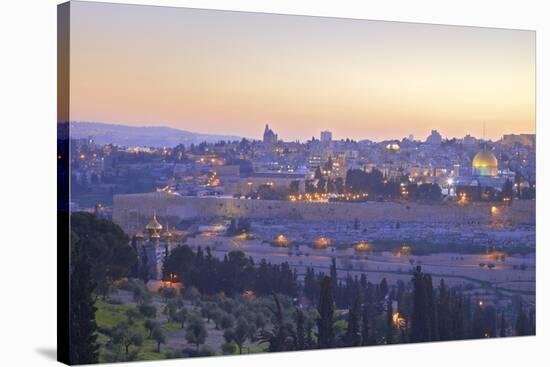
<box><xmin>68</xmin><ymin>1</ymin><xmax>535</xmax><ymax>141</ymax></box>
<box><xmin>60</xmin><ymin>2</ymin><xmax>536</xmax><ymax>364</ymax></box>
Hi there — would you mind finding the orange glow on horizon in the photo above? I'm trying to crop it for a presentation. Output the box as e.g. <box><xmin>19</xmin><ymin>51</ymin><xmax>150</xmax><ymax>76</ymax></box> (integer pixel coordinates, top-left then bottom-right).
<box><xmin>67</xmin><ymin>2</ymin><xmax>535</xmax><ymax>141</ymax></box>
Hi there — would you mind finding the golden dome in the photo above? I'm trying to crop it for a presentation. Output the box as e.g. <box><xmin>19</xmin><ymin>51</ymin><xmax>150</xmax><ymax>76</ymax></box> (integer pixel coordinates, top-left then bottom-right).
<box><xmin>472</xmin><ymin>151</ymin><xmax>498</xmax><ymax>168</ymax></box>
<box><xmin>161</xmin><ymin>224</ymin><xmax>173</xmax><ymax>239</ymax></box>
<box><xmin>145</xmin><ymin>213</ymin><xmax>163</xmax><ymax>231</ymax></box>
<box><xmin>472</xmin><ymin>150</ymin><xmax>498</xmax><ymax>176</ymax></box>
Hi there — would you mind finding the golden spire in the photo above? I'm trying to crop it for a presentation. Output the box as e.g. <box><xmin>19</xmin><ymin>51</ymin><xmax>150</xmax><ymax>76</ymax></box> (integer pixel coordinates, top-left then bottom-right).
<box><xmin>162</xmin><ymin>222</ymin><xmax>173</xmax><ymax>239</ymax></box>
<box><xmin>145</xmin><ymin>211</ymin><xmax>163</xmax><ymax>231</ymax></box>
<box><xmin>145</xmin><ymin>211</ymin><xmax>163</xmax><ymax>241</ymax></box>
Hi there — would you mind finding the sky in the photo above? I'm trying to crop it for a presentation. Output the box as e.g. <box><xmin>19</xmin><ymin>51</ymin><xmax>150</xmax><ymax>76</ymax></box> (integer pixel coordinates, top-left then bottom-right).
<box><xmin>66</xmin><ymin>1</ymin><xmax>535</xmax><ymax>142</ymax></box>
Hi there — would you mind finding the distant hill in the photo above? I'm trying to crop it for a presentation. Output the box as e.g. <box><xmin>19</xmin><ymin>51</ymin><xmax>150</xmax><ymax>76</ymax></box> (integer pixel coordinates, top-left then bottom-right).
<box><xmin>69</xmin><ymin>121</ymin><xmax>242</xmax><ymax>147</ymax></box>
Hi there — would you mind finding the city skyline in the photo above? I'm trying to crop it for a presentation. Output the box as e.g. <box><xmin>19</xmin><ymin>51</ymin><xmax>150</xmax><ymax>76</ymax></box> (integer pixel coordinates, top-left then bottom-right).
<box><xmin>67</xmin><ymin>2</ymin><xmax>535</xmax><ymax>142</ymax></box>
<box><xmin>59</xmin><ymin>4</ymin><xmax>536</xmax><ymax>363</ymax></box>
<box><xmin>68</xmin><ymin>120</ymin><xmax>534</xmax><ymax>145</ymax></box>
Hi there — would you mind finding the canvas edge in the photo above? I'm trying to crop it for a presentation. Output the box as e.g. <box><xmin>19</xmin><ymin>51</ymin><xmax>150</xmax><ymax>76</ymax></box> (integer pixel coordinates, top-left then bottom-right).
<box><xmin>57</xmin><ymin>1</ymin><xmax>71</xmax><ymax>365</ymax></box>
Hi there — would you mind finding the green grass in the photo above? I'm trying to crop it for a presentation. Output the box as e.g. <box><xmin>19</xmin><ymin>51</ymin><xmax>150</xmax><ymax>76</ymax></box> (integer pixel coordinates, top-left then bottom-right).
<box><xmin>95</xmin><ymin>300</ymin><xmax>136</xmax><ymax>329</ymax></box>
<box><xmin>163</xmin><ymin>321</ymin><xmax>180</xmax><ymax>332</ymax></box>
<box><xmin>96</xmin><ymin>332</ymin><xmax>110</xmax><ymax>345</ymax></box>
<box><xmin>95</xmin><ymin>299</ymin><xmax>178</xmax><ymax>362</ymax></box>
<box><xmin>247</xmin><ymin>344</ymin><xmax>267</xmax><ymax>354</ymax></box>
<box><xmin>137</xmin><ymin>339</ymin><xmax>166</xmax><ymax>360</ymax></box>
<box><xmin>137</xmin><ymin>351</ymin><xmax>166</xmax><ymax>360</ymax></box>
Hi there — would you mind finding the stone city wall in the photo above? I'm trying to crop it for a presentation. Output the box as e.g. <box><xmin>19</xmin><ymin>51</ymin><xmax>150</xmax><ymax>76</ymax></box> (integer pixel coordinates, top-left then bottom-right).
<box><xmin>112</xmin><ymin>192</ymin><xmax>535</xmax><ymax>235</ymax></box>
<box><xmin>224</xmin><ymin>177</ymin><xmax>306</xmax><ymax>196</ymax></box>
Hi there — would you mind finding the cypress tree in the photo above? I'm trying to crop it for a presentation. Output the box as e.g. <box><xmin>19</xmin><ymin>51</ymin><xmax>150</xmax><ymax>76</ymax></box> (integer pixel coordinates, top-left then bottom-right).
<box><xmin>483</xmin><ymin>306</ymin><xmax>497</xmax><ymax>338</ymax></box>
<box><xmin>437</xmin><ymin>279</ymin><xmax>451</xmax><ymax>341</ymax></box>
<box><xmin>305</xmin><ymin>316</ymin><xmax>315</xmax><ymax>349</ymax></box>
<box><xmin>396</xmin><ymin>280</ymin><xmax>405</xmax><ymax>305</ymax></box>
<box><xmin>129</xmin><ymin>235</ymin><xmax>140</xmax><ymax>278</ymax></box>
<box><xmin>345</xmin><ymin>296</ymin><xmax>361</xmax><ymax>347</ymax></box>
<box><xmin>69</xmin><ymin>242</ymin><xmax>99</xmax><ymax>364</ymax></box>
<box><xmin>303</xmin><ymin>267</ymin><xmax>317</xmax><ymax>303</ymax></box>
<box><xmin>463</xmin><ymin>295</ymin><xmax>472</xmax><ymax>338</ymax></box>
<box><xmin>425</xmin><ymin>274</ymin><xmax>437</xmax><ymax>341</ymax></box>
<box><xmin>140</xmin><ymin>245</ymin><xmax>150</xmax><ymax>282</ymax></box>
<box><xmin>317</xmin><ymin>276</ymin><xmax>335</xmax><ymax>349</ymax></box>
<box><xmin>450</xmin><ymin>293</ymin><xmax>465</xmax><ymax>340</ymax></box>
<box><xmin>499</xmin><ymin>311</ymin><xmax>506</xmax><ymax>337</ymax></box>
<box><xmin>471</xmin><ymin>303</ymin><xmax>485</xmax><ymax>339</ymax></box>
<box><xmin>379</xmin><ymin>278</ymin><xmax>389</xmax><ymax>301</ymax></box>
<box><xmin>411</xmin><ymin>266</ymin><xmax>429</xmax><ymax>342</ymax></box>
<box><xmin>386</xmin><ymin>300</ymin><xmax>394</xmax><ymax>344</ymax></box>
<box><xmin>361</xmin><ymin>302</ymin><xmax>370</xmax><ymax>346</ymax></box>
<box><xmin>295</xmin><ymin>308</ymin><xmax>306</xmax><ymax>350</ymax></box>
<box><xmin>360</xmin><ymin>274</ymin><xmax>368</xmax><ymax>295</ymax></box>
<box><xmin>515</xmin><ymin>302</ymin><xmax>529</xmax><ymax>336</ymax></box>
<box><xmin>330</xmin><ymin>258</ymin><xmax>338</xmax><ymax>302</ymax></box>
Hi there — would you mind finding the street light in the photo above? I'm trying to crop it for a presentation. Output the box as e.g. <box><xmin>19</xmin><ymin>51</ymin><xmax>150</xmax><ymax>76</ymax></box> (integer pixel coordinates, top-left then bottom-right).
<box><xmin>168</xmin><ymin>273</ymin><xmax>177</xmax><ymax>287</ymax></box>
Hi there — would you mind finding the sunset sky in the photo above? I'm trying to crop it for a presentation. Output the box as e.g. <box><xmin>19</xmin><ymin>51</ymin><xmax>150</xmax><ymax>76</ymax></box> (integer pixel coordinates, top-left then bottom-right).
<box><xmin>67</xmin><ymin>1</ymin><xmax>535</xmax><ymax>142</ymax></box>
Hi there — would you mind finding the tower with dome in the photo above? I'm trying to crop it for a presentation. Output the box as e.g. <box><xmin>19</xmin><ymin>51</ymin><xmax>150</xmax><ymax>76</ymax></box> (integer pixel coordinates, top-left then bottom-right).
<box><xmin>133</xmin><ymin>212</ymin><xmax>182</xmax><ymax>281</ymax></box>
<box><xmin>452</xmin><ymin>146</ymin><xmax>512</xmax><ymax>201</ymax></box>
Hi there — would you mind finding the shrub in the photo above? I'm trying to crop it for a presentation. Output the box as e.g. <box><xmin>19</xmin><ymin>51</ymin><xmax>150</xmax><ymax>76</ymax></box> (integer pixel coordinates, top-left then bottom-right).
<box><xmin>221</xmin><ymin>342</ymin><xmax>238</xmax><ymax>355</ymax></box>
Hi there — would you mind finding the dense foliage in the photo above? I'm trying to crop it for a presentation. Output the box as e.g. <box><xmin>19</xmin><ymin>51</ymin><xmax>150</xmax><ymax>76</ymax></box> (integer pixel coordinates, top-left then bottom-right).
<box><xmin>162</xmin><ymin>244</ymin><xmax>535</xmax><ymax>351</ymax></box>
<box><xmin>71</xmin><ymin>216</ymin><xmax>534</xmax><ymax>361</ymax></box>
<box><xmin>69</xmin><ymin>213</ymin><xmax>137</xmax><ymax>363</ymax></box>
<box><xmin>71</xmin><ymin>212</ymin><xmax>137</xmax><ymax>296</ymax></box>
<box><xmin>163</xmin><ymin>245</ymin><xmax>297</xmax><ymax>297</ymax></box>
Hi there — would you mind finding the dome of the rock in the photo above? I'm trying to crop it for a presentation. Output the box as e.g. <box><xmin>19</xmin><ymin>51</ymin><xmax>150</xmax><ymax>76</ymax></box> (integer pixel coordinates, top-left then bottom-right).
<box><xmin>472</xmin><ymin>150</ymin><xmax>498</xmax><ymax>176</ymax></box>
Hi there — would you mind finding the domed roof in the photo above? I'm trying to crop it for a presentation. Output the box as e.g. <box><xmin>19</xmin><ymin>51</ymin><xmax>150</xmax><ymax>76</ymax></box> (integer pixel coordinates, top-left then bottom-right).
<box><xmin>161</xmin><ymin>224</ymin><xmax>173</xmax><ymax>239</ymax></box>
<box><xmin>145</xmin><ymin>213</ymin><xmax>163</xmax><ymax>231</ymax></box>
<box><xmin>472</xmin><ymin>150</ymin><xmax>498</xmax><ymax>168</ymax></box>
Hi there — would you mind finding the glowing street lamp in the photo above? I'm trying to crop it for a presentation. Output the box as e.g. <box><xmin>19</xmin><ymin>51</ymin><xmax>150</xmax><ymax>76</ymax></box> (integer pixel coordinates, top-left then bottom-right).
<box><xmin>168</xmin><ymin>273</ymin><xmax>177</xmax><ymax>287</ymax></box>
<box><xmin>392</xmin><ymin>312</ymin><xmax>407</xmax><ymax>329</ymax></box>
<box><xmin>354</xmin><ymin>242</ymin><xmax>372</xmax><ymax>252</ymax></box>
<box><xmin>398</xmin><ymin>244</ymin><xmax>412</xmax><ymax>256</ymax></box>
<box><xmin>273</xmin><ymin>234</ymin><xmax>290</xmax><ymax>247</ymax></box>
<box><xmin>313</xmin><ymin>236</ymin><xmax>331</xmax><ymax>249</ymax></box>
